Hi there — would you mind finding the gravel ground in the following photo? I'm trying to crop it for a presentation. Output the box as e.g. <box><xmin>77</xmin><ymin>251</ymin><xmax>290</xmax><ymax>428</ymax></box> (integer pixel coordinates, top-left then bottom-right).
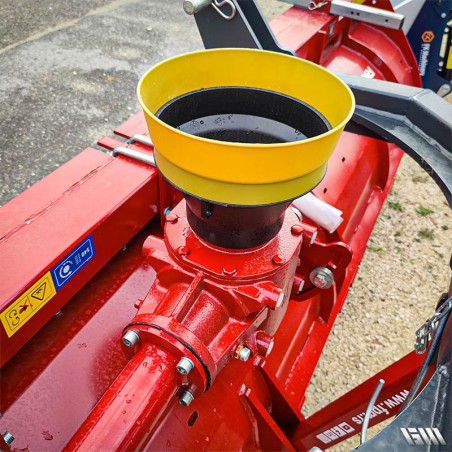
<box><xmin>258</xmin><ymin>1</ymin><xmax>452</xmax><ymax>450</ymax></box>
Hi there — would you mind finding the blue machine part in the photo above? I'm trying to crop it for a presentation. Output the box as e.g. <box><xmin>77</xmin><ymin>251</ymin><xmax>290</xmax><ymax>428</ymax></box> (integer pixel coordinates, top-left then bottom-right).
<box><xmin>405</xmin><ymin>0</ymin><xmax>452</xmax><ymax>95</ymax></box>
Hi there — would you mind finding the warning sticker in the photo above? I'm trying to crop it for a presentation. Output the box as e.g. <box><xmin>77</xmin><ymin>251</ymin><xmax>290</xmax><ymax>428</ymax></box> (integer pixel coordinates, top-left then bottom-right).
<box><xmin>0</xmin><ymin>272</ymin><xmax>57</xmax><ymax>337</ymax></box>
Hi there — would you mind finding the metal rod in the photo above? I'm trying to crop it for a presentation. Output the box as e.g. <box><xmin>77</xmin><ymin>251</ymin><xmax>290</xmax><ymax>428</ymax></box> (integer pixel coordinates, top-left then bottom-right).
<box><xmin>128</xmin><ymin>134</ymin><xmax>154</xmax><ymax>147</ymax></box>
<box><xmin>360</xmin><ymin>378</ymin><xmax>385</xmax><ymax>444</ymax></box>
<box><xmin>65</xmin><ymin>345</ymin><xmax>179</xmax><ymax>450</ymax></box>
<box><xmin>111</xmin><ymin>146</ymin><xmax>155</xmax><ymax>166</ymax></box>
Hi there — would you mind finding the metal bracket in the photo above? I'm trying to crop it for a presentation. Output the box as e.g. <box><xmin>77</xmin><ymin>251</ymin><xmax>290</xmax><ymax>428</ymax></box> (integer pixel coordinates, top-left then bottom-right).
<box><xmin>280</xmin><ymin>0</ymin><xmax>404</xmax><ymax>29</ymax></box>
<box><xmin>193</xmin><ymin>0</ymin><xmax>293</xmax><ymax>54</ymax></box>
<box><xmin>330</xmin><ymin>0</ymin><xmax>404</xmax><ymax>30</ymax></box>
<box><xmin>340</xmin><ymin>73</ymin><xmax>452</xmax><ymax>206</ymax></box>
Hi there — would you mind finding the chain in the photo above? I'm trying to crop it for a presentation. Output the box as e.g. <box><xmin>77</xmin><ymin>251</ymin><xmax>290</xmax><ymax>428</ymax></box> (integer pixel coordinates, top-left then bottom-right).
<box><xmin>415</xmin><ymin>295</ymin><xmax>452</xmax><ymax>354</ymax></box>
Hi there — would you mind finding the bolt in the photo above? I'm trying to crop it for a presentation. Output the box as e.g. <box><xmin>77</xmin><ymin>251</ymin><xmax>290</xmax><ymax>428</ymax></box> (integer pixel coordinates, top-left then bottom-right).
<box><xmin>234</xmin><ymin>345</ymin><xmax>251</xmax><ymax>362</ymax></box>
<box><xmin>178</xmin><ymin>246</ymin><xmax>190</xmax><ymax>256</ymax></box>
<box><xmin>166</xmin><ymin>213</ymin><xmax>179</xmax><ymax>224</ymax></box>
<box><xmin>222</xmin><ymin>264</ymin><xmax>237</xmax><ymax>276</ymax></box>
<box><xmin>183</xmin><ymin>0</ymin><xmax>212</xmax><ymax>15</ymax></box>
<box><xmin>309</xmin><ymin>267</ymin><xmax>334</xmax><ymax>289</ymax></box>
<box><xmin>291</xmin><ymin>224</ymin><xmax>303</xmax><ymax>236</ymax></box>
<box><xmin>272</xmin><ymin>254</ymin><xmax>286</xmax><ymax>265</ymax></box>
<box><xmin>179</xmin><ymin>390</ymin><xmax>195</xmax><ymax>406</ymax></box>
<box><xmin>176</xmin><ymin>357</ymin><xmax>194</xmax><ymax>375</ymax></box>
<box><xmin>2</xmin><ymin>432</ymin><xmax>14</xmax><ymax>446</ymax></box>
<box><xmin>122</xmin><ymin>330</ymin><xmax>140</xmax><ymax>347</ymax></box>
<box><xmin>54</xmin><ymin>309</ymin><xmax>63</xmax><ymax>318</ymax></box>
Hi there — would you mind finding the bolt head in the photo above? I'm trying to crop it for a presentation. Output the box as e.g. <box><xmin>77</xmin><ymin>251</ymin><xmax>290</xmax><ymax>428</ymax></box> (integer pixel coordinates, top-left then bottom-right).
<box><xmin>176</xmin><ymin>357</ymin><xmax>195</xmax><ymax>375</ymax></box>
<box><xmin>272</xmin><ymin>254</ymin><xmax>286</xmax><ymax>265</ymax></box>
<box><xmin>122</xmin><ymin>330</ymin><xmax>140</xmax><ymax>347</ymax></box>
<box><xmin>291</xmin><ymin>224</ymin><xmax>303</xmax><ymax>236</ymax></box>
<box><xmin>222</xmin><ymin>264</ymin><xmax>237</xmax><ymax>276</ymax></box>
<box><xmin>234</xmin><ymin>345</ymin><xmax>251</xmax><ymax>362</ymax></box>
<box><xmin>309</xmin><ymin>267</ymin><xmax>334</xmax><ymax>289</ymax></box>
<box><xmin>179</xmin><ymin>390</ymin><xmax>194</xmax><ymax>406</ymax></box>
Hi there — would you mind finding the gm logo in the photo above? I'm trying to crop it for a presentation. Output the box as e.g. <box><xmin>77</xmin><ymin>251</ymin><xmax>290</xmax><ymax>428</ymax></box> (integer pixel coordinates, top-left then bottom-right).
<box><xmin>401</xmin><ymin>428</ymin><xmax>446</xmax><ymax>446</ymax></box>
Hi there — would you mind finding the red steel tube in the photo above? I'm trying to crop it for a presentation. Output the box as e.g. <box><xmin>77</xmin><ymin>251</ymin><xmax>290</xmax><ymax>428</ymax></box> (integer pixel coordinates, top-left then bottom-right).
<box><xmin>65</xmin><ymin>344</ymin><xmax>179</xmax><ymax>451</ymax></box>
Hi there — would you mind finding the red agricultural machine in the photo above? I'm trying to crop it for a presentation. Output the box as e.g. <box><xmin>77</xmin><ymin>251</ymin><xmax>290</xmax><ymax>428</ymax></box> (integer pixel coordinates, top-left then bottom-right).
<box><xmin>0</xmin><ymin>0</ymin><xmax>451</xmax><ymax>450</ymax></box>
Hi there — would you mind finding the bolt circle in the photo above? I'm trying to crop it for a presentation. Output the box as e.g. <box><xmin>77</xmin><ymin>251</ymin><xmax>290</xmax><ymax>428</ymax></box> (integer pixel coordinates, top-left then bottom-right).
<box><xmin>176</xmin><ymin>357</ymin><xmax>195</xmax><ymax>375</ymax></box>
<box><xmin>179</xmin><ymin>390</ymin><xmax>195</xmax><ymax>406</ymax></box>
<box><xmin>272</xmin><ymin>254</ymin><xmax>286</xmax><ymax>265</ymax></box>
<box><xmin>291</xmin><ymin>224</ymin><xmax>303</xmax><ymax>236</ymax></box>
<box><xmin>222</xmin><ymin>264</ymin><xmax>237</xmax><ymax>276</ymax></box>
<box><xmin>178</xmin><ymin>246</ymin><xmax>190</xmax><ymax>256</ymax></box>
<box><xmin>122</xmin><ymin>330</ymin><xmax>140</xmax><ymax>347</ymax></box>
<box><xmin>166</xmin><ymin>213</ymin><xmax>179</xmax><ymax>224</ymax></box>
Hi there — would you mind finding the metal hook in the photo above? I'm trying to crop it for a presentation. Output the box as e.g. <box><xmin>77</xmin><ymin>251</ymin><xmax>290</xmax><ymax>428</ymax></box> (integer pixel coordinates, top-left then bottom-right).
<box><xmin>212</xmin><ymin>0</ymin><xmax>237</xmax><ymax>20</ymax></box>
<box><xmin>308</xmin><ymin>1</ymin><xmax>328</xmax><ymax>10</ymax></box>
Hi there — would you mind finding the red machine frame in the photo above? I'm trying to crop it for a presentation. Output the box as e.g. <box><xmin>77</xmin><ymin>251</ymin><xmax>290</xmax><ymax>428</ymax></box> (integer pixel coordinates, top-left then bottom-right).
<box><xmin>1</xmin><ymin>2</ymin><xmax>442</xmax><ymax>451</ymax></box>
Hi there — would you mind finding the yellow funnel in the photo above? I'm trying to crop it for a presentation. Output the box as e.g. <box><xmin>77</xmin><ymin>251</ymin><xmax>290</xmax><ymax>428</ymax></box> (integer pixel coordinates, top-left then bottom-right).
<box><xmin>138</xmin><ymin>48</ymin><xmax>354</xmax><ymax>206</ymax></box>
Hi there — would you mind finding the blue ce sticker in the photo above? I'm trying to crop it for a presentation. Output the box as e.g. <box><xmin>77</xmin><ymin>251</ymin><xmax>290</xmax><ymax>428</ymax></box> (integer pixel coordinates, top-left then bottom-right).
<box><xmin>51</xmin><ymin>235</ymin><xmax>96</xmax><ymax>289</ymax></box>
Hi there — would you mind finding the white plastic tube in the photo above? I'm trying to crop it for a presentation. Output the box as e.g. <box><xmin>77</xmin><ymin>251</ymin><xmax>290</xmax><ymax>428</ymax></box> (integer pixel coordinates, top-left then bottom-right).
<box><xmin>292</xmin><ymin>192</ymin><xmax>343</xmax><ymax>233</ymax></box>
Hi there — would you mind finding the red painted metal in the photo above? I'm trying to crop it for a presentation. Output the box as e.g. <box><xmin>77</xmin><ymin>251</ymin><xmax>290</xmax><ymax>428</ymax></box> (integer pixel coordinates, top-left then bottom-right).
<box><xmin>67</xmin><ymin>200</ymin><xmax>304</xmax><ymax>447</ymax></box>
<box><xmin>65</xmin><ymin>344</ymin><xmax>179</xmax><ymax>451</ymax></box>
<box><xmin>290</xmin><ymin>351</ymin><xmax>434</xmax><ymax>450</ymax></box>
<box><xmin>0</xmin><ymin>5</ymin><xmax>428</xmax><ymax>452</ymax></box>
<box><xmin>0</xmin><ymin>148</ymin><xmax>159</xmax><ymax>367</ymax></box>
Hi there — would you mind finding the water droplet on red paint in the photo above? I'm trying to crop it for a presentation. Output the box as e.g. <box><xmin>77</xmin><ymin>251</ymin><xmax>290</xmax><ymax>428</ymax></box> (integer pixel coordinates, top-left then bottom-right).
<box><xmin>142</xmin><ymin>362</ymin><xmax>148</xmax><ymax>367</ymax></box>
<box><xmin>122</xmin><ymin>410</ymin><xmax>126</xmax><ymax>415</ymax></box>
<box><xmin>126</xmin><ymin>399</ymin><xmax>132</xmax><ymax>404</ymax></box>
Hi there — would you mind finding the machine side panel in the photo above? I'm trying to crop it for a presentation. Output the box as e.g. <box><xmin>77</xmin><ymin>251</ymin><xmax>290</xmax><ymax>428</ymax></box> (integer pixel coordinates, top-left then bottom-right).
<box><xmin>0</xmin><ymin>148</ymin><xmax>159</xmax><ymax>366</ymax></box>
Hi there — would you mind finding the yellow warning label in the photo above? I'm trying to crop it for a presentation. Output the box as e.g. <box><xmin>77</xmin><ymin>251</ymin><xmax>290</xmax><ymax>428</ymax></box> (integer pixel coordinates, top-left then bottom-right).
<box><xmin>0</xmin><ymin>272</ymin><xmax>57</xmax><ymax>337</ymax></box>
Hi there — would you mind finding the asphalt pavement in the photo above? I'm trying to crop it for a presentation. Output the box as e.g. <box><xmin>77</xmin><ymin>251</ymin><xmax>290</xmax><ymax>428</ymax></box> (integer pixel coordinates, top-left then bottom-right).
<box><xmin>0</xmin><ymin>0</ymin><xmax>202</xmax><ymax>204</ymax></box>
